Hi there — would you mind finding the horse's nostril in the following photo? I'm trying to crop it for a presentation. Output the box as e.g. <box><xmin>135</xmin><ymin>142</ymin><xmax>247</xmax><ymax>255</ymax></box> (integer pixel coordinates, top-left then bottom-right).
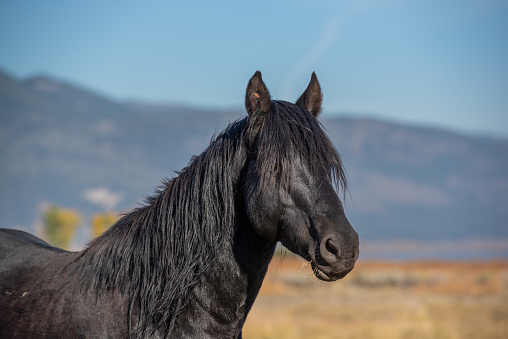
<box><xmin>324</xmin><ymin>238</ymin><xmax>341</xmax><ymax>259</ymax></box>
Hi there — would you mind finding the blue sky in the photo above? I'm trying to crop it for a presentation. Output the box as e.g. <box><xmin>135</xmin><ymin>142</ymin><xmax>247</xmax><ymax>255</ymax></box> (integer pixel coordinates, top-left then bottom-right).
<box><xmin>1</xmin><ymin>0</ymin><xmax>507</xmax><ymax>137</ymax></box>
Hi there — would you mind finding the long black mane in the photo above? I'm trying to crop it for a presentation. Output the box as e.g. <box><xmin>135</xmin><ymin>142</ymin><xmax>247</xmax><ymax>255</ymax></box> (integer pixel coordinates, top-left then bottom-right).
<box><xmin>72</xmin><ymin>100</ymin><xmax>347</xmax><ymax>337</ymax></box>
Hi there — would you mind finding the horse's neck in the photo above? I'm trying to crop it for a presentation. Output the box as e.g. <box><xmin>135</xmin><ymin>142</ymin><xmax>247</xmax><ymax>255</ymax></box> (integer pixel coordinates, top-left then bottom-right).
<box><xmin>172</xmin><ymin>219</ymin><xmax>276</xmax><ymax>338</ymax></box>
<box><xmin>232</xmin><ymin>218</ymin><xmax>277</xmax><ymax>315</ymax></box>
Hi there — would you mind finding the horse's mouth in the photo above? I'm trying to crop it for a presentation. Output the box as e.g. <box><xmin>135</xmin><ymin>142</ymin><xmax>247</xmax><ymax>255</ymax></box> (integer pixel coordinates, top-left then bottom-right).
<box><xmin>302</xmin><ymin>250</ymin><xmax>354</xmax><ymax>282</ymax></box>
<box><xmin>310</xmin><ymin>261</ymin><xmax>353</xmax><ymax>282</ymax></box>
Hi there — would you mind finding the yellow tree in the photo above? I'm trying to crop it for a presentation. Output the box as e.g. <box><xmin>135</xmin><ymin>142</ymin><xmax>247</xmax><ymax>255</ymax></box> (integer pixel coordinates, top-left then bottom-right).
<box><xmin>91</xmin><ymin>211</ymin><xmax>118</xmax><ymax>238</ymax></box>
<box><xmin>43</xmin><ymin>206</ymin><xmax>82</xmax><ymax>249</ymax></box>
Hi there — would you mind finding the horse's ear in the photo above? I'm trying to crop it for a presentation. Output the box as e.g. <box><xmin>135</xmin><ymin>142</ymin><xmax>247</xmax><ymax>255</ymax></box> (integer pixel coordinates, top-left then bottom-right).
<box><xmin>245</xmin><ymin>71</ymin><xmax>271</xmax><ymax>116</ymax></box>
<box><xmin>296</xmin><ymin>72</ymin><xmax>322</xmax><ymax>117</ymax></box>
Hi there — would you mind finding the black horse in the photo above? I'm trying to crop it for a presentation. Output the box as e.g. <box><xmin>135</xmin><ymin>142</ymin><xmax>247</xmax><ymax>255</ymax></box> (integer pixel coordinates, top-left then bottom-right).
<box><xmin>0</xmin><ymin>72</ymin><xmax>359</xmax><ymax>338</ymax></box>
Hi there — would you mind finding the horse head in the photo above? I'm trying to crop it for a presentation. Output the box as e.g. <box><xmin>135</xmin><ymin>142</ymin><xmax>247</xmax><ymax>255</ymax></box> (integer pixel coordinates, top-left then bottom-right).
<box><xmin>243</xmin><ymin>71</ymin><xmax>359</xmax><ymax>281</ymax></box>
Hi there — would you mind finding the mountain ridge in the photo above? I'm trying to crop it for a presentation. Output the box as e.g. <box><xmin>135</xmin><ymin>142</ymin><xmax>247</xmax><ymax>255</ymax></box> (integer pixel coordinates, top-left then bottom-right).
<box><xmin>1</xmin><ymin>69</ymin><xmax>507</xmax><ymax>257</ymax></box>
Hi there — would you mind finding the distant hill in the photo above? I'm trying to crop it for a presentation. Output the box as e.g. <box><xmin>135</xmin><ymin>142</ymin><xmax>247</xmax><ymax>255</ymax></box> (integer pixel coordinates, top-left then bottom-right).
<box><xmin>1</xmin><ymin>69</ymin><xmax>507</xmax><ymax>257</ymax></box>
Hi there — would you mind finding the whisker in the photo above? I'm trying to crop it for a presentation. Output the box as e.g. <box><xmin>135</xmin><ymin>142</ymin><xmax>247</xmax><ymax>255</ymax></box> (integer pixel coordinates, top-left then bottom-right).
<box><xmin>299</xmin><ymin>261</ymin><xmax>311</xmax><ymax>271</ymax></box>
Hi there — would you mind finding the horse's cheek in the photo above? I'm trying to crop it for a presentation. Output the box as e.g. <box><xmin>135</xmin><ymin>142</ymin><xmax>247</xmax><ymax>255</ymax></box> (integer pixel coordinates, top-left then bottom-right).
<box><xmin>245</xmin><ymin>197</ymin><xmax>279</xmax><ymax>242</ymax></box>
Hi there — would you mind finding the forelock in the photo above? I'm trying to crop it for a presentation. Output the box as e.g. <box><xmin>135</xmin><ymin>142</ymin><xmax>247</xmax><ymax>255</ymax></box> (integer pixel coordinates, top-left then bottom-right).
<box><xmin>251</xmin><ymin>100</ymin><xmax>347</xmax><ymax>195</ymax></box>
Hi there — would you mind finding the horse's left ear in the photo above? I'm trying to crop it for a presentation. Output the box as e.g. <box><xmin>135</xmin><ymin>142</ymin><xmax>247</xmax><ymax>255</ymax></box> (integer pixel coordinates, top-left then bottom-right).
<box><xmin>296</xmin><ymin>72</ymin><xmax>322</xmax><ymax>117</ymax></box>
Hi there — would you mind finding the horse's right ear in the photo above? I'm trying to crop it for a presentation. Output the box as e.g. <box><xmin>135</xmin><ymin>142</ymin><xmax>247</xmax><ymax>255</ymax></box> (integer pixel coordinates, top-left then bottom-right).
<box><xmin>245</xmin><ymin>71</ymin><xmax>271</xmax><ymax>117</ymax></box>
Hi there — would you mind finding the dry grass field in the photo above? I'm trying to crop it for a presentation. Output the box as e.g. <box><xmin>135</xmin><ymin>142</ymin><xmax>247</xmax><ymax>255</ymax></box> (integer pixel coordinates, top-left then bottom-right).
<box><xmin>242</xmin><ymin>257</ymin><xmax>508</xmax><ymax>339</ymax></box>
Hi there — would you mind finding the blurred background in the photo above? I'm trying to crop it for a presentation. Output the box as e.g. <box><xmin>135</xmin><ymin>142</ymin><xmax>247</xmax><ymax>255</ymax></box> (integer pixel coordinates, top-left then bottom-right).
<box><xmin>1</xmin><ymin>1</ymin><xmax>507</xmax><ymax>338</ymax></box>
